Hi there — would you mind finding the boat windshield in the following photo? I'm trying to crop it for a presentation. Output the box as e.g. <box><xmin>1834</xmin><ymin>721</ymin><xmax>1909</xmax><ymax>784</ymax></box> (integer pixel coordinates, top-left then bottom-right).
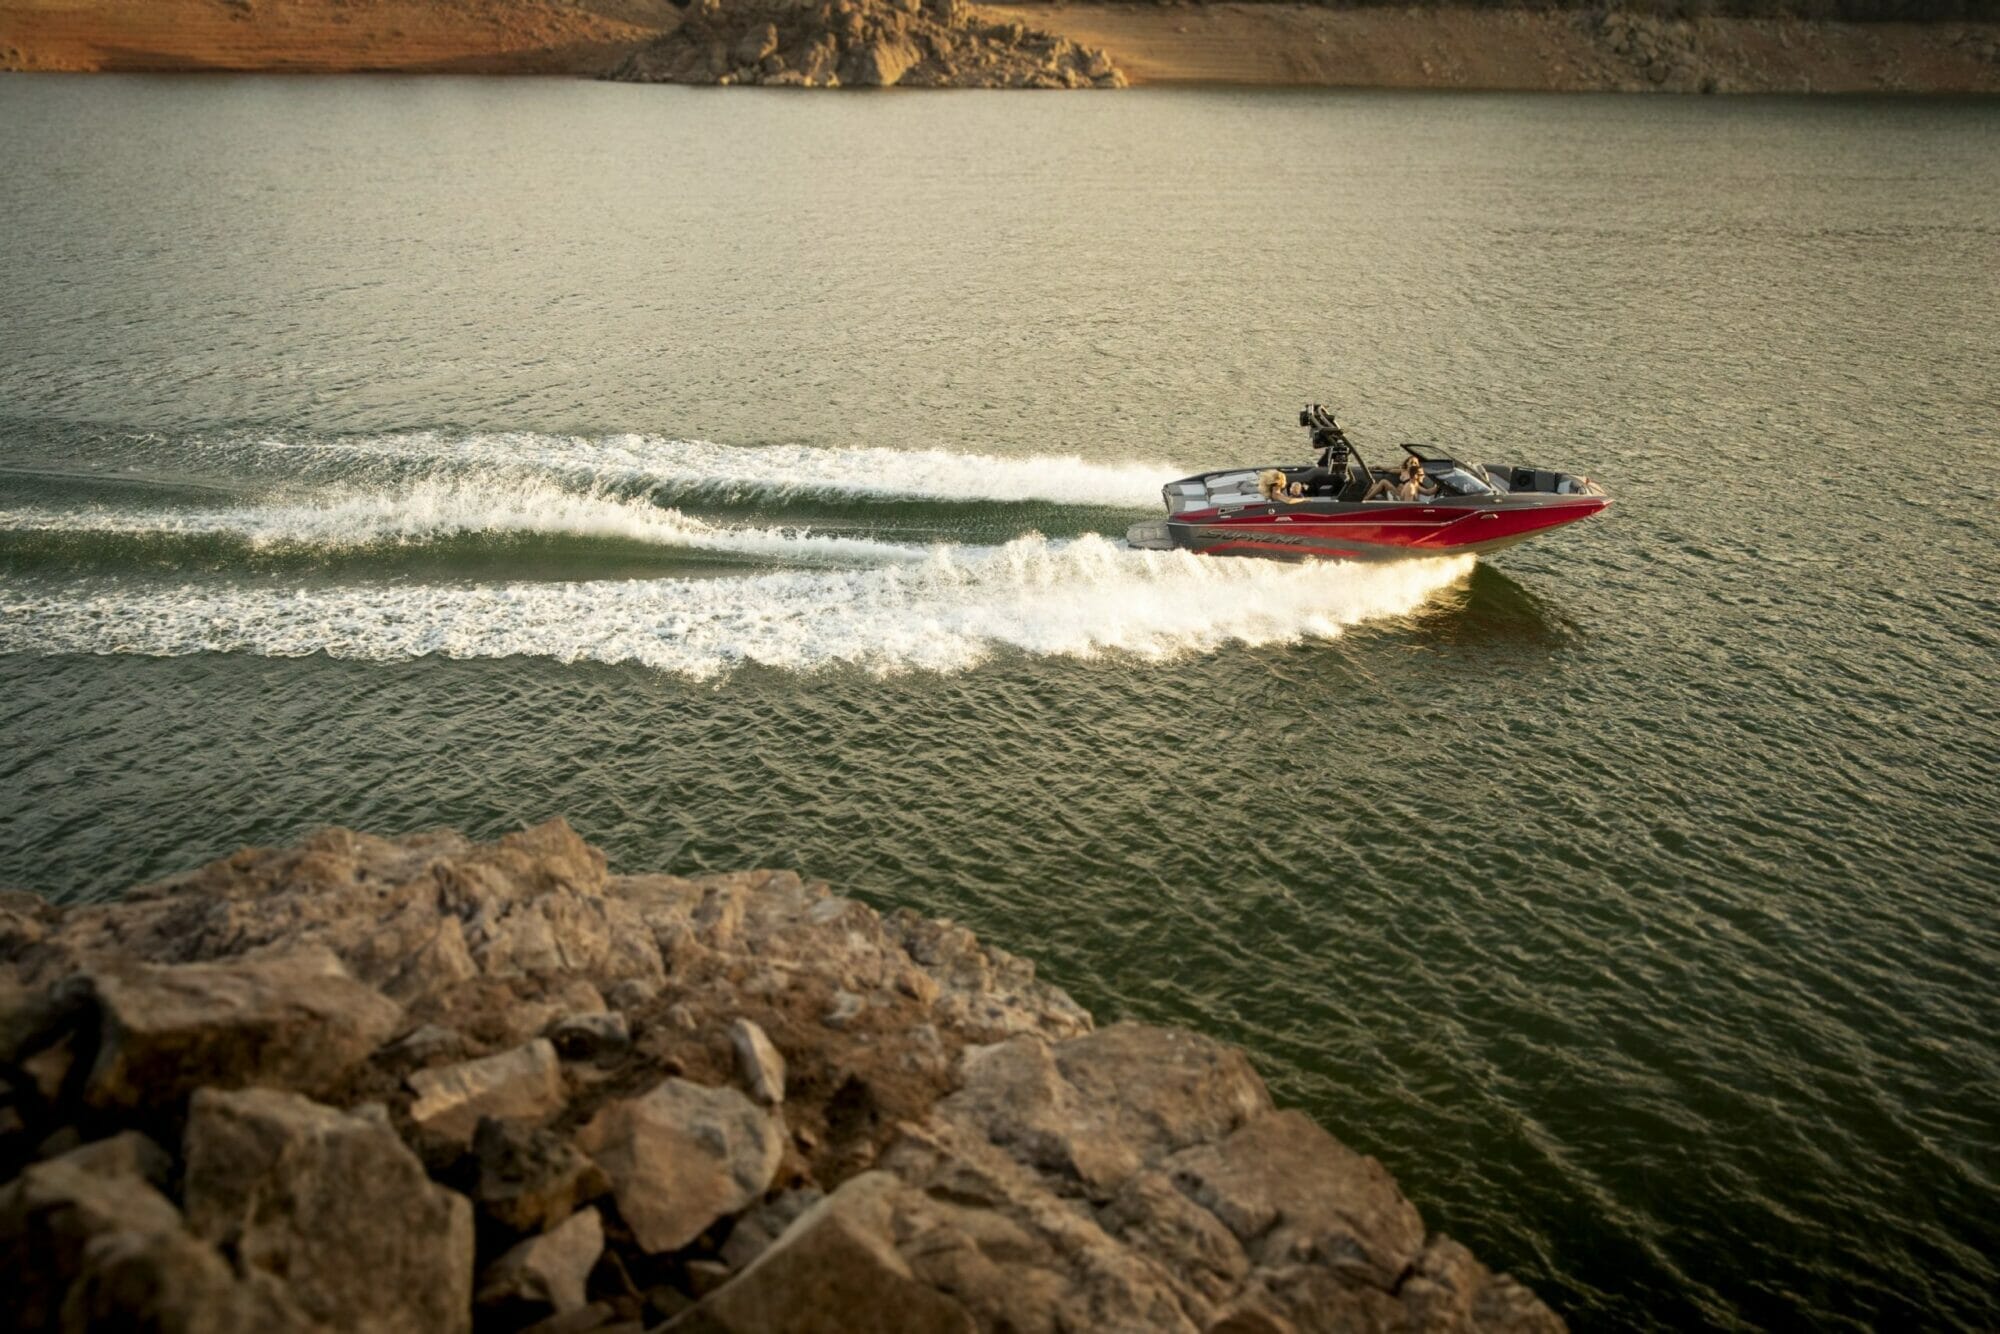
<box><xmin>1428</xmin><ymin>466</ymin><xmax>1497</xmax><ymax>497</ymax></box>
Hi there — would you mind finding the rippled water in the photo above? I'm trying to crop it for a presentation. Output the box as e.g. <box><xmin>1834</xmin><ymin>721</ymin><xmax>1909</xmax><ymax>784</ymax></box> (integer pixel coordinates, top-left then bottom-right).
<box><xmin>2</xmin><ymin>77</ymin><xmax>1997</xmax><ymax>1331</ymax></box>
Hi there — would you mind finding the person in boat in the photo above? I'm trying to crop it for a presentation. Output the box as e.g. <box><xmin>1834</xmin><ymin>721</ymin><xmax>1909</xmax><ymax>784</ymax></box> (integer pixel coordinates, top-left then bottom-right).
<box><xmin>1364</xmin><ymin>457</ymin><xmax>1434</xmax><ymax>502</ymax></box>
<box><xmin>1257</xmin><ymin>469</ymin><xmax>1309</xmax><ymax>504</ymax></box>
<box><xmin>1290</xmin><ymin>459</ymin><xmax>1339</xmax><ymax>496</ymax></box>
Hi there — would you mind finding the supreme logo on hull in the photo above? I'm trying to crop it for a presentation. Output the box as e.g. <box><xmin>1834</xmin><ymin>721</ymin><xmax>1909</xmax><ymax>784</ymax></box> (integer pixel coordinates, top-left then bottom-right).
<box><xmin>1183</xmin><ymin>528</ymin><xmax>1372</xmax><ymax>560</ymax></box>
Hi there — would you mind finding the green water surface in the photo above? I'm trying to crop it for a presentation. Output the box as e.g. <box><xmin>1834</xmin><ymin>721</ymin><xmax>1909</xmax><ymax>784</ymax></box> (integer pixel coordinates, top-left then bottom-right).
<box><xmin>1</xmin><ymin>77</ymin><xmax>1996</xmax><ymax>1331</ymax></box>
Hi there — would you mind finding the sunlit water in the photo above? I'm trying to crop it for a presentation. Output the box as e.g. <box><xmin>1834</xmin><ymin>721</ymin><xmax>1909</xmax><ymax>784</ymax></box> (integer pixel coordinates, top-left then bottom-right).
<box><xmin>2</xmin><ymin>77</ymin><xmax>1996</xmax><ymax>1331</ymax></box>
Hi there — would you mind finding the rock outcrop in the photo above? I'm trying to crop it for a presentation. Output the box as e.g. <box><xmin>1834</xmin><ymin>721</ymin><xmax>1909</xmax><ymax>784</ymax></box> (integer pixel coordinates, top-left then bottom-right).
<box><xmin>0</xmin><ymin>819</ymin><xmax>1562</xmax><ymax>1332</ymax></box>
<box><xmin>613</xmin><ymin>0</ymin><xmax>1125</xmax><ymax>89</ymax></box>
<box><xmin>1588</xmin><ymin>10</ymin><xmax>1715</xmax><ymax>91</ymax></box>
<box><xmin>183</xmin><ymin>1086</ymin><xmax>475</xmax><ymax>1333</ymax></box>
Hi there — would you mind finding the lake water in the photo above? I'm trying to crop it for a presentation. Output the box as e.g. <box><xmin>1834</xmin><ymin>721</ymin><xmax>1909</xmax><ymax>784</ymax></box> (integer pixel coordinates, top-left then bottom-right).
<box><xmin>2</xmin><ymin>76</ymin><xmax>1996</xmax><ymax>1330</ymax></box>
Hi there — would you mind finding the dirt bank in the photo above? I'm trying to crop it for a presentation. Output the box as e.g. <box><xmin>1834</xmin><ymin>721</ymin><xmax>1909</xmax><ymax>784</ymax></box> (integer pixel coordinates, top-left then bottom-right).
<box><xmin>0</xmin><ymin>0</ymin><xmax>678</xmax><ymax>74</ymax></box>
<box><xmin>987</xmin><ymin>3</ymin><xmax>2000</xmax><ymax>90</ymax></box>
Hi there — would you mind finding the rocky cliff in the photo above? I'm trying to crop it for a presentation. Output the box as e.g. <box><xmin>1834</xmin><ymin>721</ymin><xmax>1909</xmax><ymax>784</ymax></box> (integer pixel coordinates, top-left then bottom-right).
<box><xmin>0</xmin><ymin>820</ymin><xmax>1561</xmax><ymax>1333</ymax></box>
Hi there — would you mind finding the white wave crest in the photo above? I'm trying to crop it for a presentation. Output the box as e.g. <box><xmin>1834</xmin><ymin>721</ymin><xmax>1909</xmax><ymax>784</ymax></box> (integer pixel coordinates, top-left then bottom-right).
<box><xmin>246</xmin><ymin>431</ymin><xmax>1185</xmax><ymax>508</ymax></box>
<box><xmin>0</xmin><ymin>479</ymin><xmax>925</xmax><ymax>566</ymax></box>
<box><xmin>0</xmin><ymin>537</ymin><xmax>1473</xmax><ymax>678</ymax></box>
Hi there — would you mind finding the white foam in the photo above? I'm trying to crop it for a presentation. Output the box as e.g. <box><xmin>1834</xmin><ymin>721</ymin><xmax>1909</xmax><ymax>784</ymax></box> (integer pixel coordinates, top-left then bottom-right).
<box><xmin>243</xmin><ymin>431</ymin><xmax>1185</xmax><ymax>509</ymax></box>
<box><xmin>0</xmin><ymin>537</ymin><xmax>1474</xmax><ymax>678</ymax></box>
<box><xmin>0</xmin><ymin>479</ymin><xmax>925</xmax><ymax>566</ymax></box>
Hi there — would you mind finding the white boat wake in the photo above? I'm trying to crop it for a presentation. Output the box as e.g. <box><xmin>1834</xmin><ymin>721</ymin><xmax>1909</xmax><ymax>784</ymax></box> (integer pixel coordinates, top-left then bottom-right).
<box><xmin>230</xmin><ymin>430</ymin><xmax>1186</xmax><ymax>509</ymax></box>
<box><xmin>0</xmin><ymin>478</ymin><xmax>925</xmax><ymax>566</ymax></box>
<box><xmin>0</xmin><ymin>536</ymin><xmax>1474</xmax><ymax>678</ymax></box>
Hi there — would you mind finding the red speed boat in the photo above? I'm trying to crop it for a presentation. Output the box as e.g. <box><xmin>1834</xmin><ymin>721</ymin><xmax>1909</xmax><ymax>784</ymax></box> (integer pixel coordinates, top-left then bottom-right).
<box><xmin>1127</xmin><ymin>404</ymin><xmax>1611</xmax><ymax>561</ymax></box>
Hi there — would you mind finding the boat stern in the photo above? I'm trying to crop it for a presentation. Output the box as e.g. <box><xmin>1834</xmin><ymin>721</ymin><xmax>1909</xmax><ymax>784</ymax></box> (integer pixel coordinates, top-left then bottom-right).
<box><xmin>1126</xmin><ymin>519</ymin><xmax>1177</xmax><ymax>551</ymax></box>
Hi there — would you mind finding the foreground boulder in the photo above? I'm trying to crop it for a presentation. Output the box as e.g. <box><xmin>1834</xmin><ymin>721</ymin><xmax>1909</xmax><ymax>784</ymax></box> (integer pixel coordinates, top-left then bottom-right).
<box><xmin>667</xmin><ymin>1172</ymin><xmax>974</xmax><ymax>1333</ymax></box>
<box><xmin>0</xmin><ymin>1148</ymin><xmax>311</xmax><ymax>1332</ymax></box>
<box><xmin>477</xmin><ymin>1206</ymin><xmax>604</xmax><ymax>1318</ymax></box>
<box><xmin>183</xmin><ymin>1087</ymin><xmax>474</xmax><ymax>1334</ymax></box>
<box><xmin>408</xmin><ymin>1038</ymin><xmax>565</xmax><ymax>1144</ymax></box>
<box><xmin>83</xmin><ymin>945</ymin><xmax>403</xmax><ymax>1109</ymax></box>
<box><xmin>0</xmin><ymin>820</ymin><xmax>1563</xmax><ymax>1331</ymax></box>
<box><xmin>0</xmin><ymin>1155</ymin><xmax>186</xmax><ymax>1328</ymax></box>
<box><xmin>576</xmin><ymin>1078</ymin><xmax>783</xmax><ymax>1254</ymax></box>
<box><xmin>470</xmin><ymin>1117</ymin><xmax>612</xmax><ymax>1235</ymax></box>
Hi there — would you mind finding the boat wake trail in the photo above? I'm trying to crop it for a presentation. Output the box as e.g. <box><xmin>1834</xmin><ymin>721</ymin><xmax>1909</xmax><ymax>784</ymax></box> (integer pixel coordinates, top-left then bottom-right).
<box><xmin>0</xmin><ymin>430</ymin><xmax>1470</xmax><ymax>676</ymax></box>
<box><xmin>0</xmin><ymin>479</ymin><xmax>925</xmax><ymax>567</ymax></box>
<box><xmin>0</xmin><ymin>538</ymin><xmax>1475</xmax><ymax>678</ymax></box>
<box><xmin>236</xmin><ymin>431</ymin><xmax>1185</xmax><ymax>509</ymax></box>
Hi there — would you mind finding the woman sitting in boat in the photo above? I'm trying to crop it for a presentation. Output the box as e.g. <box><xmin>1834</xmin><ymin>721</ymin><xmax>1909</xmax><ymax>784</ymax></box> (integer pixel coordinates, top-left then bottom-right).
<box><xmin>1364</xmin><ymin>457</ymin><xmax>1436</xmax><ymax>502</ymax></box>
<box><xmin>1257</xmin><ymin>469</ymin><xmax>1309</xmax><ymax>504</ymax></box>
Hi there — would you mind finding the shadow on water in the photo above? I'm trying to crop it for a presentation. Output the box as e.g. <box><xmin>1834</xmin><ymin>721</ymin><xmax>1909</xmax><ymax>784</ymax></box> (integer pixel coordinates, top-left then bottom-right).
<box><xmin>1402</xmin><ymin>561</ymin><xmax>1578</xmax><ymax>649</ymax></box>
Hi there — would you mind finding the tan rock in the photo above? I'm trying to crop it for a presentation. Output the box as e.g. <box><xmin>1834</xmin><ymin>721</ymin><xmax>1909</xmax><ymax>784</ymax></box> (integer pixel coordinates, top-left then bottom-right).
<box><xmin>0</xmin><ymin>1157</ymin><xmax>185</xmax><ymax>1328</ymax></box>
<box><xmin>1</xmin><ymin>972</ymin><xmax>77</xmax><ymax>1067</ymax></box>
<box><xmin>938</xmin><ymin>1023</ymin><xmax>1270</xmax><ymax>1196</ymax></box>
<box><xmin>873</xmin><ymin>1122</ymin><xmax>1201</xmax><ymax>1330</ymax></box>
<box><xmin>576</xmin><ymin>1078</ymin><xmax>782</xmax><ymax>1254</ymax></box>
<box><xmin>1399</xmin><ymin>1234</ymin><xmax>1566</xmax><ymax>1333</ymax></box>
<box><xmin>409</xmin><ymin>1037</ymin><xmax>564</xmax><ymax>1144</ymax></box>
<box><xmin>693</xmin><ymin>883</ymin><xmax>747</xmax><ymax>950</ymax></box>
<box><xmin>471</xmin><ymin>1117</ymin><xmax>611</xmax><ymax>1234</ymax></box>
<box><xmin>62</xmin><ymin>1224</ymin><xmax>319</xmax><ymax>1334</ymax></box>
<box><xmin>942</xmin><ymin>1035</ymin><xmax>1140</xmax><ymax>1190</ymax></box>
<box><xmin>0</xmin><ymin>1149</ymin><xmax>310</xmax><ymax>1331</ymax></box>
<box><xmin>80</xmin><ymin>945</ymin><xmax>402</xmax><ymax>1109</ymax></box>
<box><xmin>379</xmin><ymin>1021</ymin><xmax>466</xmax><ymax>1070</ymax></box>
<box><xmin>1164</xmin><ymin>1109</ymin><xmax>1424</xmax><ymax>1292</ymax></box>
<box><xmin>46</xmin><ymin>1129</ymin><xmax>173</xmax><ymax>1191</ymax></box>
<box><xmin>729</xmin><ymin>1017</ymin><xmax>786</xmax><ymax>1105</ymax></box>
<box><xmin>792</xmin><ymin>34</ymin><xmax>832</xmax><ymax>83</ymax></box>
<box><xmin>716</xmin><ymin>1186</ymin><xmax>824</xmax><ymax>1270</ymax></box>
<box><xmin>1101</xmin><ymin>1168</ymin><xmax>1250</xmax><ymax>1303</ymax></box>
<box><xmin>667</xmin><ymin>1173</ymin><xmax>973</xmax><ymax>1333</ymax></box>
<box><xmin>1053</xmin><ymin>1022</ymin><xmax>1271</xmax><ymax>1162</ymax></box>
<box><xmin>734</xmin><ymin>21</ymin><xmax>779</xmax><ymax>65</ymax></box>
<box><xmin>840</xmin><ymin>37</ymin><xmax>922</xmax><ymax>86</ymax></box>
<box><xmin>0</xmin><ymin>893</ymin><xmax>56</xmax><ymax>962</ymax></box>
<box><xmin>381</xmin><ymin>913</ymin><xmax>477</xmax><ymax>1003</ymax></box>
<box><xmin>184</xmin><ymin>1086</ymin><xmax>474</xmax><ymax>1334</ymax></box>
<box><xmin>477</xmin><ymin>1206</ymin><xmax>604</xmax><ymax>1316</ymax></box>
<box><xmin>20</xmin><ymin>1042</ymin><xmax>75</xmax><ymax>1119</ymax></box>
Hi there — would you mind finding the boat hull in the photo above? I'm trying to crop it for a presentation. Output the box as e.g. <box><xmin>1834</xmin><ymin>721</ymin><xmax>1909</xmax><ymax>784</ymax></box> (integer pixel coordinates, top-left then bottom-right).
<box><xmin>1130</xmin><ymin>494</ymin><xmax>1610</xmax><ymax>562</ymax></box>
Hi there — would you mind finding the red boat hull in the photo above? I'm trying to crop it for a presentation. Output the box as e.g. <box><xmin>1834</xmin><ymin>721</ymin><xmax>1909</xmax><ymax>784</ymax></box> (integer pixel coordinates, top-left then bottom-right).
<box><xmin>1152</xmin><ymin>494</ymin><xmax>1611</xmax><ymax>561</ymax></box>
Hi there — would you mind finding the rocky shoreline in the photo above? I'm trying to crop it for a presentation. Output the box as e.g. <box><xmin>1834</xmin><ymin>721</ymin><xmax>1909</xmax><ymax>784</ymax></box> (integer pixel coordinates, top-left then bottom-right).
<box><xmin>3</xmin><ymin>0</ymin><xmax>1996</xmax><ymax>91</ymax></box>
<box><xmin>615</xmin><ymin>0</ymin><xmax>1124</xmax><ymax>89</ymax></box>
<box><xmin>1</xmin><ymin>820</ymin><xmax>1562</xmax><ymax>1332</ymax></box>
